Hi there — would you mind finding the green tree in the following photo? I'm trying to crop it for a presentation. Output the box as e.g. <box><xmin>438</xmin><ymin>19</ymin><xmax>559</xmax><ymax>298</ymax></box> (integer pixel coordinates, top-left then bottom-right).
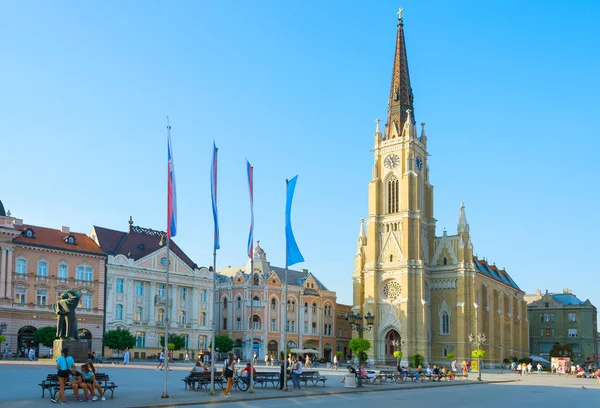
<box><xmin>0</xmin><ymin>335</ymin><xmax>7</xmax><ymax>344</ymax></box>
<box><xmin>103</xmin><ymin>329</ymin><xmax>135</xmax><ymax>356</ymax></box>
<box><xmin>159</xmin><ymin>334</ymin><xmax>185</xmax><ymax>351</ymax></box>
<box><xmin>446</xmin><ymin>352</ymin><xmax>455</xmax><ymax>361</ymax></box>
<box><xmin>412</xmin><ymin>353</ymin><xmax>423</xmax><ymax>367</ymax></box>
<box><xmin>213</xmin><ymin>335</ymin><xmax>234</xmax><ymax>354</ymax></box>
<box><xmin>348</xmin><ymin>338</ymin><xmax>371</xmax><ymax>363</ymax></box>
<box><xmin>393</xmin><ymin>350</ymin><xmax>403</xmax><ymax>366</ymax></box>
<box><xmin>549</xmin><ymin>343</ymin><xmax>573</xmax><ymax>358</ymax></box>
<box><xmin>33</xmin><ymin>326</ymin><xmax>57</xmax><ymax>348</ymax></box>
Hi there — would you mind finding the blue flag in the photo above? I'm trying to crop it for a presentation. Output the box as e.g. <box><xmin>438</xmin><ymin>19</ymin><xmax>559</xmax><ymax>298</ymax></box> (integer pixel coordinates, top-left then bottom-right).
<box><xmin>211</xmin><ymin>142</ymin><xmax>219</xmax><ymax>251</ymax></box>
<box><xmin>285</xmin><ymin>176</ymin><xmax>304</xmax><ymax>267</ymax></box>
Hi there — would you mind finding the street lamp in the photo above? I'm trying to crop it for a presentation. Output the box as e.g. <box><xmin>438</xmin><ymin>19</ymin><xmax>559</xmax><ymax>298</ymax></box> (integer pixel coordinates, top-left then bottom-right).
<box><xmin>339</xmin><ymin>310</ymin><xmax>375</xmax><ymax>388</ymax></box>
<box><xmin>468</xmin><ymin>332</ymin><xmax>487</xmax><ymax>381</ymax></box>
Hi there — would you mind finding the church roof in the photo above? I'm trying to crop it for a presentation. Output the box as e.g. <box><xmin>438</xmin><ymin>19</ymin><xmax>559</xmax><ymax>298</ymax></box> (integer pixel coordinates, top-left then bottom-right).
<box><xmin>474</xmin><ymin>257</ymin><xmax>521</xmax><ymax>291</ymax></box>
<box><xmin>13</xmin><ymin>224</ymin><xmax>105</xmax><ymax>256</ymax></box>
<box><xmin>0</xmin><ymin>200</ymin><xmax>5</xmax><ymax>217</ymax></box>
<box><xmin>93</xmin><ymin>224</ymin><xmax>197</xmax><ymax>269</ymax></box>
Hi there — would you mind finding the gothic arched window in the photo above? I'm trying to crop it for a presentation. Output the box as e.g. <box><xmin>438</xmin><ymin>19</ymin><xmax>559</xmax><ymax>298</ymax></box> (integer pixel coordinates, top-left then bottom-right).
<box><xmin>441</xmin><ymin>311</ymin><xmax>450</xmax><ymax>335</ymax></box>
<box><xmin>387</xmin><ymin>175</ymin><xmax>399</xmax><ymax>213</ymax></box>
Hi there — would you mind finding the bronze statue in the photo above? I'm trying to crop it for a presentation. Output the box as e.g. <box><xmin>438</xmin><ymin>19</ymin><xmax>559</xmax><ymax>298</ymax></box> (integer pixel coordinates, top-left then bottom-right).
<box><xmin>52</xmin><ymin>289</ymin><xmax>81</xmax><ymax>339</ymax></box>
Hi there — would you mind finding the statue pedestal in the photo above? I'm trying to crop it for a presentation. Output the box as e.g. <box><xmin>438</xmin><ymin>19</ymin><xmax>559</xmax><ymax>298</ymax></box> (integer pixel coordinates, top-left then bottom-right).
<box><xmin>53</xmin><ymin>339</ymin><xmax>88</xmax><ymax>364</ymax></box>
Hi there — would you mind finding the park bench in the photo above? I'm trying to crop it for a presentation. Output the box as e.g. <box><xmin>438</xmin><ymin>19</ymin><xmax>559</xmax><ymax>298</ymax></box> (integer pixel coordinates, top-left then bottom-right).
<box><xmin>298</xmin><ymin>370</ymin><xmax>327</xmax><ymax>386</ymax></box>
<box><xmin>252</xmin><ymin>372</ymin><xmax>280</xmax><ymax>388</ymax></box>
<box><xmin>377</xmin><ymin>370</ymin><xmax>402</xmax><ymax>383</ymax></box>
<box><xmin>39</xmin><ymin>373</ymin><xmax>118</xmax><ymax>399</ymax></box>
<box><xmin>182</xmin><ymin>371</ymin><xmax>224</xmax><ymax>391</ymax></box>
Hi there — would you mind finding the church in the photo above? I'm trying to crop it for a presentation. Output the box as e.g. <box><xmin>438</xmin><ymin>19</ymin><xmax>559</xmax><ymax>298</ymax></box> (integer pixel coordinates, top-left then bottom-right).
<box><xmin>352</xmin><ymin>11</ymin><xmax>529</xmax><ymax>366</ymax></box>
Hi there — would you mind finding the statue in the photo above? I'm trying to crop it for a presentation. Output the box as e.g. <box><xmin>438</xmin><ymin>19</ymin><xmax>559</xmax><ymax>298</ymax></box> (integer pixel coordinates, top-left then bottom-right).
<box><xmin>53</xmin><ymin>289</ymin><xmax>81</xmax><ymax>339</ymax></box>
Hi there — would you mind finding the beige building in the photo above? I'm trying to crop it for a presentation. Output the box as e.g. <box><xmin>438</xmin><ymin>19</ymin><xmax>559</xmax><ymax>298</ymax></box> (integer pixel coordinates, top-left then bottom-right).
<box><xmin>352</xmin><ymin>13</ymin><xmax>528</xmax><ymax>366</ymax></box>
<box><xmin>335</xmin><ymin>303</ymin><xmax>352</xmax><ymax>362</ymax></box>
<box><xmin>0</xmin><ymin>201</ymin><xmax>106</xmax><ymax>356</ymax></box>
<box><xmin>216</xmin><ymin>242</ymin><xmax>337</xmax><ymax>361</ymax></box>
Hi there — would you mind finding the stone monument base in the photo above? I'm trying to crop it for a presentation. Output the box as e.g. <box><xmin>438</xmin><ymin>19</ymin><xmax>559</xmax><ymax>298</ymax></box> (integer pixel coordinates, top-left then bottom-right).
<box><xmin>53</xmin><ymin>339</ymin><xmax>88</xmax><ymax>364</ymax></box>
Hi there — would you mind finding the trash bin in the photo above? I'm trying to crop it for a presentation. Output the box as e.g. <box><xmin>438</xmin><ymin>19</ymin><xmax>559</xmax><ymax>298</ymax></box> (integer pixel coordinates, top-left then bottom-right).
<box><xmin>344</xmin><ymin>375</ymin><xmax>357</xmax><ymax>388</ymax></box>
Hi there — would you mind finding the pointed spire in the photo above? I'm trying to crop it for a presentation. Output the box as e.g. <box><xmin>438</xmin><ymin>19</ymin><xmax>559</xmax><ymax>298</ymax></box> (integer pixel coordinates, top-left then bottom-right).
<box><xmin>374</xmin><ymin>118</ymin><xmax>382</xmax><ymax>145</ymax></box>
<box><xmin>420</xmin><ymin>122</ymin><xmax>427</xmax><ymax>145</ymax></box>
<box><xmin>401</xmin><ymin>109</ymin><xmax>416</xmax><ymax>139</ymax></box>
<box><xmin>386</xmin><ymin>8</ymin><xmax>415</xmax><ymax>139</ymax></box>
<box><xmin>359</xmin><ymin>218</ymin><xmax>365</xmax><ymax>240</ymax></box>
<box><xmin>458</xmin><ymin>202</ymin><xmax>470</xmax><ymax>233</ymax></box>
<box><xmin>357</xmin><ymin>218</ymin><xmax>366</xmax><ymax>254</ymax></box>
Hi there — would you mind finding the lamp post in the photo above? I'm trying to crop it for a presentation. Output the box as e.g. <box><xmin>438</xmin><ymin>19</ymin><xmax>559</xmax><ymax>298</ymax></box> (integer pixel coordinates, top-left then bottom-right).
<box><xmin>468</xmin><ymin>332</ymin><xmax>487</xmax><ymax>381</ymax></box>
<box><xmin>340</xmin><ymin>310</ymin><xmax>375</xmax><ymax>388</ymax></box>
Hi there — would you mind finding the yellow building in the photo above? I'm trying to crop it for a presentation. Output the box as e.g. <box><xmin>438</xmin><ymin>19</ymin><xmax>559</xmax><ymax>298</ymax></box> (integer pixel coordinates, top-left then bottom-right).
<box><xmin>353</xmin><ymin>12</ymin><xmax>528</xmax><ymax>366</ymax></box>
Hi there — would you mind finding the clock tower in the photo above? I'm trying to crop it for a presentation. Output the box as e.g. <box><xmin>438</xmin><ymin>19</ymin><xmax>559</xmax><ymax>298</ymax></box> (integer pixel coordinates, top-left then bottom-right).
<box><xmin>353</xmin><ymin>11</ymin><xmax>436</xmax><ymax>363</ymax></box>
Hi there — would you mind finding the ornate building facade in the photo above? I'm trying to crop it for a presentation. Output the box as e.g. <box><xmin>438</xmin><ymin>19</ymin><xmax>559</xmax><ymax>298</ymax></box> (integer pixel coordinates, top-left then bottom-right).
<box><xmin>91</xmin><ymin>219</ymin><xmax>213</xmax><ymax>359</ymax></box>
<box><xmin>0</xmin><ymin>201</ymin><xmax>106</xmax><ymax>356</ymax></box>
<box><xmin>352</xmin><ymin>13</ymin><xmax>528</xmax><ymax>366</ymax></box>
<box><xmin>216</xmin><ymin>242</ymin><xmax>337</xmax><ymax>361</ymax></box>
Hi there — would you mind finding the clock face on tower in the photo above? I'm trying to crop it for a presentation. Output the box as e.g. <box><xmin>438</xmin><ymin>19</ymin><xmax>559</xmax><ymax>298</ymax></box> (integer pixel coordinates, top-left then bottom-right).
<box><xmin>416</xmin><ymin>156</ymin><xmax>423</xmax><ymax>171</ymax></box>
<box><xmin>384</xmin><ymin>154</ymin><xmax>400</xmax><ymax>169</ymax></box>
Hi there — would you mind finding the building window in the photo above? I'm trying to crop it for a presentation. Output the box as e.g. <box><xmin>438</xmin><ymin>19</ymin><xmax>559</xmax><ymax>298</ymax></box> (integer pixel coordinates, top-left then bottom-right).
<box><xmin>15</xmin><ymin>287</ymin><xmax>26</xmax><ymax>303</ymax></box>
<box><xmin>286</xmin><ymin>320</ymin><xmax>295</xmax><ymax>333</ymax></box>
<box><xmin>544</xmin><ymin>328</ymin><xmax>552</xmax><ymax>337</ymax></box>
<box><xmin>198</xmin><ymin>335</ymin><xmax>207</xmax><ymax>349</ymax></box>
<box><xmin>115</xmin><ymin>304</ymin><xmax>124</xmax><ymax>320</ymax></box>
<box><xmin>66</xmin><ymin>236</ymin><xmax>75</xmax><ymax>244</ymax></box>
<box><xmin>304</xmin><ymin>302</ymin><xmax>309</xmax><ymax>313</ymax></box>
<box><xmin>115</xmin><ymin>279</ymin><xmax>124</xmax><ymax>293</ymax></box>
<box><xmin>387</xmin><ymin>176</ymin><xmax>399</xmax><ymax>213</ymax></box>
<box><xmin>568</xmin><ymin>312</ymin><xmax>577</xmax><ymax>322</ymax></box>
<box><xmin>37</xmin><ymin>289</ymin><xmax>47</xmax><ymax>305</ymax></box>
<box><xmin>252</xmin><ymin>296</ymin><xmax>260</xmax><ymax>307</ymax></box>
<box><xmin>157</xmin><ymin>308</ymin><xmax>164</xmax><ymax>323</ymax></box>
<box><xmin>251</xmin><ymin>315</ymin><xmax>261</xmax><ymax>330</ymax></box>
<box><xmin>271</xmin><ymin>298</ymin><xmax>276</xmax><ymax>310</ymax></box>
<box><xmin>135</xmin><ymin>306</ymin><xmax>143</xmax><ymax>321</ymax></box>
<box><xmin>37</xmin><ymin>261</ymin><xmax>48</xmax><ymax>276</ymax></box>
<box><xmin>441</xmin><ymin>312</ymin><xmax>450</xmax><ymax>335</ymax></box>
<box><xmin>25</xmin><ymin>229</ymin><xmax>34</xmax><ymax>238</ymax></box>
<box><xmin>179</xmin><ymin>311</ymin><xmax>186</xmax><ymax>325</ymax></box>
<box><xmin>223</xmin><ymin>298</ymin><xmax>228</xmax><ymax>309</ymax></box>
<box><xmin>235</xmin><ymin>317</ymin><xmax>241</xmax><ymax>330</ymax></box>
<box><xmin>179</xmin><ymin>287</ymin><xmax>187</xmax><ymax>301</ymax></box>
<box><xmin>135</xmin><ymin>282</ymin><xmax>144</xmax><ymax>296</ymax></box>
<box><xmin>271</xmin><ymin>319</ymin><xmax>276</xmax><ymax>331</ymax></box>
<box><xmin>136</xmin><ymin>332</ymin><xmax>146</xmax><ymax>347</ymax></box>
<box><xmin>312</xmin><ymin>323</ymin><xmax>317</xmax><ymax>334</ymax></box>
<box><xmin>158</xmin><ymin>284</ymin><xmax>165</xmax><ymax>298</ymax></box>
<box><xmin>76</xmin><ymin>267</ymin><xmax>84</xmax><ymax>280</ymax></box>
<box><xmin>312</xmin><ymin>303</ymin><xmax>317</xmax><ymax>314</ymax></box>
<box><xmin>222</xmin><ymin>317</ymin><xmax>228</xmax><ymax>330</ymax></box>
<box><xmin>304</xmin><ymin>322</ymin><xmax>308</xmax><ymax>333</ymax></box>
<box><xmin>16</xmin><ymin>259</ymin><xmax>26</xmax><ymax>274</ymax></box>
<box><xmin>200</xmin><ymin>312</ymin><xmax>206</xmax><ymax>326</ymax></box>
<box><xmin>237</xmin><ymin>297</ymin><xmax>242</xmax><ymax>308</ymax></box>
<box><xmin>85</xmin><ymin>267</ymin><xmax>93</xmax><ymax>281</ymax></box>
<box><xmin>83</xmin><ymin>294</ymin><xmax>92</xmax><ymax>309</ymax></box>
<box><xmin>58</xmin><ymin>264</ymin><xmax>68</xmax><ymax>279</ymax></box>
<box><xmin>568</xmin><ymin>328</ymin><xmax>578</xmax><ymax>338</ymax></box>
<box><xmin>253</xmin><ymin>274</ymin><xmax>259</xmax><ymax>286</ymax></box>
<box><xmin>200</xmin><ymin>289</ymin><xmax>207</xmax><ymax>303</ymax></box>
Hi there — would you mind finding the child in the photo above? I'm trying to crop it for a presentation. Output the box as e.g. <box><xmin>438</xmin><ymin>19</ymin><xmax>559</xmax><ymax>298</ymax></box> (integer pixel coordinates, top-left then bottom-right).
<box><xmin>68</xmin><ymin>364</ymin><xmax>91</xmax><ymax>402</ymax></box>
<box><xmin>80</xmin><ymin>364</ymin><xmax>106</xmax><ymax>401</ymax></box>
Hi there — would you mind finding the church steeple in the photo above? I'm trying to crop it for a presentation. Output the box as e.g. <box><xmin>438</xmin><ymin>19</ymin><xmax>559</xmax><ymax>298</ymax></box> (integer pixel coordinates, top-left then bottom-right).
<box><xmin>386</xmin><ymin>8</ymin><xmax>415</xmax><ymax>139</ymax></box>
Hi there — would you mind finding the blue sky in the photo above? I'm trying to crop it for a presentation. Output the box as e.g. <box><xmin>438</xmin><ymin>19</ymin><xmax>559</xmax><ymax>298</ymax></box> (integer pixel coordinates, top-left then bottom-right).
<box><xmin>1</xmin><ymin>1</ymin><xmax>599</xmax><ymax>310</ymax></box>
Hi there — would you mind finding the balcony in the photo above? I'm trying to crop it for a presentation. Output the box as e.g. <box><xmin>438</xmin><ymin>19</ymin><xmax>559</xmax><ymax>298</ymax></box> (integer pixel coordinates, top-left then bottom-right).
<box><xmin>154</xmin><ymin>295</ymin><xmax>172</xmax><ymax>306</ymax></box>
<box><xmin>14</xmin><ymin>273</ymin><xmax>28</xmax><ymax>281</ymax></box>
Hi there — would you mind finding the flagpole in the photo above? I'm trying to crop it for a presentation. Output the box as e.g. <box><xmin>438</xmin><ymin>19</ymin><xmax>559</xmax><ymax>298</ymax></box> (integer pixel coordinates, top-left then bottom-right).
<box><xmin>209</xmin><ymin>250</ymin><xmax>216</xmax><ymax>396</ymax></box>
<box><xmin>282</xmin><ymin>179</ymin><xmax>289</xmax><ymax>392</ymax></box>
<box><xmin>249</xmin><ymin>255</ymin><xmax>255</xmax><ymax>393</ymax></box>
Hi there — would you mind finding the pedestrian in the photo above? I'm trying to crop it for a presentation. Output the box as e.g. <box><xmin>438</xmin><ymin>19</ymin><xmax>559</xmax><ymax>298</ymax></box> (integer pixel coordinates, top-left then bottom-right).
<box><xmin>292</xmin><ymin>356</ymin><xmax>303</xmax><ymax>389</ymax></box>
<box><xmin>451</xmin><ymin>359</ymin><xmax>458</xmax><ymax>372</ymax></box>
<box><xmin>333</xmin><ymin>354</ymin><xmax>338</xmax><ymax>370</ymax></box>
<box><xmin>123</xmin><ymin>348</ymin><xmax>130</xmax><ymax>365</ymax></box>
<box><xmin>264</xmin><ymin>353</ymin><xmax>269</xmax><ymax>367</ymax></box>
<box><xmin>222</xmin><ymin>352</ymin><xmax>235</xmax><ymax>397</ymax></box>
<box><xmin>156</xmin><ymin>351</ymin><xmax>165</xmax><ymax>370</ymax></box>
<box><xmin>253</xmin><ymin>351</ymin><xmax>257</xmax><ymax>365</ymax></box>
<box><xmin>499</xmin><ymin>362</ymin><xmax>504</xmax><ymax>374</ymax></box>
<box><xmin>191</xmin><ymin>350</ymin><xmax>195</xmax><ymax>361</ymax></box>
<box><xmin>461</xmin><ymin>360</ymin><xmax>468</xmax><ymax>377</ymax></box>
<box><xmin>185</xmin><ymin>350</ymin><xmax>190</xmax><ymax>363</ymax></box>
<box><xmin>527</xmin><ymin>362</ymin><xmax>532</xmax><ymax>375</ymax></box>
<box><xmin>51</xmin><ymin>347</ymin><xmax>75</xmax><ymax>404</ymax></box>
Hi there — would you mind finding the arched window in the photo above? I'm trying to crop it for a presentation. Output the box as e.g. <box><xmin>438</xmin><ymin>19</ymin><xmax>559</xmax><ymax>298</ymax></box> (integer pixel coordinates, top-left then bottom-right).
<box><xmin>304</xmin><ymin>302</ymin><xmax>309</xmax><ymax>313</ymax></box>
<box><xmin>441</xmin><ymin>311</ymin><xmax>450</xmax><ymax>335</ymax></box>
<box><xmin>115</xmin><ymin>304</ymin><xmax>124</xmax><ymax>320</ymax></box>
<box><xmin>135</xmin><ymin>306</ymin><xmax>143</xmax><ymax>321</ymax></box>
<box><xmin>223</xmin><ymin>298</ymin><xmax>228</xmax><ymax>309</ymax></box>
<box><xmin>252</xmin><ymin>296</ymin><xmax>260</xmax><ymax>307</ymax></box>
<box><xmin>157</xmin><ymin>308</ymin><xmax>165</xmax><ymax>323</ymax></box>
<box><xmin>237</xmin><ymin>297</ymin><xmax>242</xmax><ymax>309</ymax></box>
<box><xmin>16</xmin><ymin>258</ymin><xmax>26</xmax><ymax>274</ymax></box>
<box><xmin>387</xmin><ymin>175</ymin><xmax>399</xmax><ymax>213</ymax></box>
<box><xmin>179</xmin><ymin>310</ymin><xmax>186</xmax><ymax>325</ymax></box>
<box><xmin>250</xmin><ymin>315</ymin><xmax>261</xmax><ymax>330</ymax></box>
<box><xmin>312</xmin><ymin>303</ymin><xmax>317</xmax><ymax>314</ymax></box>
<box><xmin>271</xmin><ymin>298</ymin><xmax>276</xmax><ymax>310</ymax></box>
<box><xmin>37</xmin><ymin>261</ymin><xmax>48</xmax><ymax>276</ymax></box>
<box><xmin>200</xmin><ymin>312</ymin><xmax>206</xmax><ymax>326</ymax></box>
<box><xmin>253</xmin><ymin>274</ymin><xmax>259</xmax><ymax>286</ymax></box>
<box><xmin>443</xmin><ymin>257</ymin><xmax>447</xmax><ymax>265</ymax></box>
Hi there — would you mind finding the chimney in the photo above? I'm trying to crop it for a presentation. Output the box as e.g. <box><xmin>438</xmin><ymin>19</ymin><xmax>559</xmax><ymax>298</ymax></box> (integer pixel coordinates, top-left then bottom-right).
<box><xmin>302</xmin><ymin>269</ymin><xmax>308</xmax><ymax>273</ymax></box>
<box><xmin>13</xmin><ymin>218</ymin><xmax>23</xmax><ymax>226</ymax></box>
<box><xmin>61</xmin><ymin>226</ymin><xmax>70</xmax><ymax>234</ymax></box>
<box><xmin>563</xmin><ymin>288</ymin><xmax>572</xmax><ymax>294</ymax></box>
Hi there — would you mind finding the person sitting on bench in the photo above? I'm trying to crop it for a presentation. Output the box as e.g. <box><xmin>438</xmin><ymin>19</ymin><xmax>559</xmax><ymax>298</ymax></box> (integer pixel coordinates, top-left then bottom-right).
<box><xmin>360</xmin><ymin>364</ymin><xmax>379</xmax><ymax>384</ymax></box>
<box><xmin>68</xmin><ymin>364</ymin><xmax>91</xmax><ymax>402</ymax></box>
<box><xmin>340</xmin><ymin>365</ymin><xmax>357</xmax><ymax>383</ymax></box>
<box><xmin>80</xmin><ymin>364</ymin><xmax>106</xmax><ymax>401</ymax></box>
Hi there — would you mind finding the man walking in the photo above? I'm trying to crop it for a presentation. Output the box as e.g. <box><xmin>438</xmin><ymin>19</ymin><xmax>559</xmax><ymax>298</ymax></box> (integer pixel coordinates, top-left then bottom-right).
<box><xmin>123</xmin><ymin>348</ymin><xmax>130</xmax><ymax>365</ymax></box>
<box><xmin>292</xmin><ymin>356</ymin><xmax>303</xmax><ymax>389</ymax></box>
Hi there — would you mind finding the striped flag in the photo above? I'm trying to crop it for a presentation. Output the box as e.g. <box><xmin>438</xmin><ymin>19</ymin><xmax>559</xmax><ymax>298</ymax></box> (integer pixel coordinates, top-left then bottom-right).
<box><xmin>167</xmin><ymin>125</ymin><xmax>177</xmax><ymax>238</ymax></box>
<box><xmin>211</xmin><ymin>142</ymin><xmax>220</xmax><ymax>251</ymax></box>
<box><xmin>246</xmin><ymin>160</ymin><xmax>254</xmax><ymax>258</ymax></box>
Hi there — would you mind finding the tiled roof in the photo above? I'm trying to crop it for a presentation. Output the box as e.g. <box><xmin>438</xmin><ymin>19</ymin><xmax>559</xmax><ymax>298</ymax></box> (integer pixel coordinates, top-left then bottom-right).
<box><xmin>474</xmin><ymin>257</ymin><xmax>521</xmax><ymax>291</ymax></box>
<box><xmin>270</xmin><ymin>267</ymin><xmax>329</xmax><ymax>291</ymax></box>
<box><xmin>552</xmin><ymin>294</ymin><xmax>585</xmax><ymax>306</ymax></box>
<box><xmin>93</xmin><ymin>225</ymin><xmax>197</xmax><ymax>270</ymax></box>
<box><xmin>13</xmin><ymin>224</ymin><xmax>105</xmax><ymax>256</ymax></box>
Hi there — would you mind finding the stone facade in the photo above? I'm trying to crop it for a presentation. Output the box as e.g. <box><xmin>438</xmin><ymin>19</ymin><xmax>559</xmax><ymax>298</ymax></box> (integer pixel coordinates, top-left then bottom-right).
<box><xmin>91</xmin><ymin>221</ymin><xmax>213</xmax><ymax>360</ymax></box>
<box><xmin>352</xmin><ymin>14</ymin><xmax>528</xmax><ymax>366</ymax></box>
<box><xmin>527</xmin><ymin>289</ymin><xmax>598</xmax><ymax>362</ymax></box>
<box><xmin>216</xmin><ymin>242</ymin><xmax>337</xmax><ymax>361</ymax></box>
<box><xmin>0</xmin><ymin>204</ymin><xmax>106</xmax><ymax>357</ymax></box>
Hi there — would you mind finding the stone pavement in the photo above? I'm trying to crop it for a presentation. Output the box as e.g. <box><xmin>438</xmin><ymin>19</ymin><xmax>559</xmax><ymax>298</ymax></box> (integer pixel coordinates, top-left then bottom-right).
<box><xmin>2</xmin><ymin>360</ymin><xmax>591</xmax><ymax>408</ymax></box>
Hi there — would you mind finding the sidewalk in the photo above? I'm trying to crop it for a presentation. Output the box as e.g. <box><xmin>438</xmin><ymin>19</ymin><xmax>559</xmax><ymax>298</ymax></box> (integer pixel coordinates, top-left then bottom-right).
<box><xmin>0</xmin><ymin>360</ymin><xmax>517</xmax><ymax>408</ymax></box>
